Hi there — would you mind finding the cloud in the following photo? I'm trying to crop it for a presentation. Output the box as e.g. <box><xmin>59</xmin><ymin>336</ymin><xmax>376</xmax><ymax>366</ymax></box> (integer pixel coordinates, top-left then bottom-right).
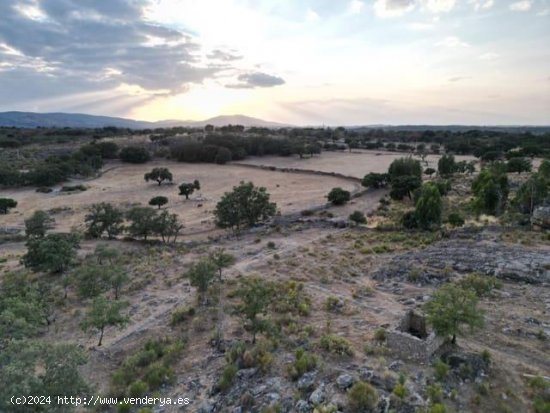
<box><xmin>509</xmin><ymin>1</ymin><xmax>532</xmax><ymax>11</ymax></box>
<box><xmin>448</xmin><ymin>76</ymin><xmax>470</xmax><ymax>82</ymax></box>
<box><xmin>306</xmin><ymin>8</ymin><xmax>320</xmax><ymax>22</ymax></box>
<box><xmin>469</xmin><ymin>0</ymin><xmax>494</xmax><ymax>10</ymax></box>
<box><xmin>536</xmin><ymin>8</ymin><xmax>550</xmax><ymax>16</ymax></box>
<box><xmin>436</xmin><ymin>36</ymin><xmax>469</xmax><ymax>48</ymax></box>
<box><xmin>225</xmin><ymin>72</ymin><xmax>285</xmax><ymax>89</ymax></box>
<box><xmin>408</xmin><ymin>22</ymin><xmax>435</xmax><ymax>30</ymax></box>
<box><xmin>373</xmin><ymin>0</ymin><xmax>415</xmax><ymax>17</ymax></box>
<box><xmin>420</xmin><ymin>0</ymin><xmax>456</xmax><ymax>13</ymax></box>
<box><xmin>206</xmin><ymin>49</ymin><xmax>242</xmax><ymax>61</ymax></box>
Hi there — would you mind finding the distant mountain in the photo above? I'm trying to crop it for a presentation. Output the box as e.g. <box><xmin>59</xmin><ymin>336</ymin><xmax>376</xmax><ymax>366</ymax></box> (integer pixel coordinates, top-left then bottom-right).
<box><xmin>0</xmin><ymin>111</ymin><xmax>289</xmax><ymax>129</ymax></box>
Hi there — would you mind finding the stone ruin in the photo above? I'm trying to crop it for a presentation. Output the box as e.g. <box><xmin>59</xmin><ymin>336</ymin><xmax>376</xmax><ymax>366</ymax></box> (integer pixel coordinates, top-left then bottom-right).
<box><xmin>386</xmin><ymin>310</ymin><xmax>445</xmax><ymax>363</ymax></box>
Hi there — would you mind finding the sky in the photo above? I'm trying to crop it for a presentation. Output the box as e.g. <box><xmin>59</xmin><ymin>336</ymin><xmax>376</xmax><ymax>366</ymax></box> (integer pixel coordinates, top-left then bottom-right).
<box><xmin>0</xmin><ymin>0</ymin><xmax>549</xmax><ymax>125</ymax></box>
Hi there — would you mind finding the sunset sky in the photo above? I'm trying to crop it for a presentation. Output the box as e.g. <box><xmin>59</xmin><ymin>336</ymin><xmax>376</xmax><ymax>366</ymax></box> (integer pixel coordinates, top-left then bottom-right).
<box><xmin>0</xmin><ymin>0</ymin><xmax>549</xmax><ymax>125</ymax></box>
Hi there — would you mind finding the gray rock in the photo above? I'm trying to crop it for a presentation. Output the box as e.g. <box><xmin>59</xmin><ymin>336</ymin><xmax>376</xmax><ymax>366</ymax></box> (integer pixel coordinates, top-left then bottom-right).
<box><xmin>389</xmin><ymin>361</ymin><xmax>403</xmax><ymax>372</ymax></box>
<box><xmin>298</xmin><ymin>372</ymin><xmax>316</xmax><ymax>391</ymax></box>
<box><xmin>309</xmin><ymin>384</ymin><xmax>325</xmax><ymax>405</ymax></box>
<box><xmin>236</xmin><ymin>368</ymin><xmax>258</xmax><ymax>379</ymax></box>
<box><xmin>252</xmin><ymin>384</ymin><xmax>267</xmax><ymax>396</ymax></box>
<box><xmin>336</xmin><ymin>374</ymin><xmax>354</xmax><ymax>390</ymax></box>
<box><xmin>532</xmin><ymin>206</ymin><xmax>550</xmax><ymax>229</ymax></box>
<box><xmin>197</xmin><ymin>400</ymin><xmax>214</xmax><ymax>413</ymax></box>
<box><xmin>295</xmin><ymin>400</ymin><xmax>310</xmax><ymax>413</ymax></box>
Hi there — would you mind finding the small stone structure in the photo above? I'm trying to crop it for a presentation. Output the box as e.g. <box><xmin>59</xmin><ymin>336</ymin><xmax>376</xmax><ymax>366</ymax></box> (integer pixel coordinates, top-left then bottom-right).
<box><xmin>386</xmin><ymin>310</ymin><xmax>445</xmax><ymax>363</ymax></box>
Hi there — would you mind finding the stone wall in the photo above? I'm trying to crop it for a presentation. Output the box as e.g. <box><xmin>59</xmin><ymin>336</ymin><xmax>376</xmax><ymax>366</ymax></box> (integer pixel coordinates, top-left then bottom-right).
<box><xmin>386</xmin><ymin>330</ymin><xmax>445</xmax><ymax>363</ymax></box>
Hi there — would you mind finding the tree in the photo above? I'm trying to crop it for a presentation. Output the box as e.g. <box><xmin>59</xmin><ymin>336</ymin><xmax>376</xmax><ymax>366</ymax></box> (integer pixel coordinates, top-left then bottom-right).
<box><xmin>415</xmin><ymin>183</ymin><xmax>442</xmax><ymax>230</ymax></box>
<box><xmin>438</xmin><ymin>154</ymin><xmax>456</xmax><ymax>176</ymax></box>
<box><xmin>539</xmin><ymin>159</ymin><xmax>550</xmax><ymax>179</ymax></box>
<box><xmin>106</xmin><ymin>265</ymin><xmax>128</xmax><ymax>300</ymax></box>
<box><xmin>327</xmin><ymin>187</ymin><xmax>351</xmax><ymax>205</ymax></box>
<box><xmin>149</xmin><ymin>196</ymin><xmax>168</xmax><ymax>209</ymax></box>
<box><xmin>424</xmin><ymin>168</ymin><xmax>436</xmax><ymax>177</ymax></box>
<box><xmin>95</xmin><ymin>141</ymin><xmax>119</xmax><ymax>158</ymax></box>
<box><xmin>0</xmin><ymin>272</ymin><xmax>53</xmax><ymax>342</ymax></box>
<box><xmin>153</xmin><ymin>210</ymin><xmax>183</xmax><ymax>243</ymax></box>
<box><xmin>186</xmin><ymin>259</ymin><xmax>217</xmax><ymax>305</ymax></box>
<box><xmin>214</xmin><ymin>181</ymin><xmax>277</xmax><ymax>234</ymax></box>
<box><xmin>75</xmin><ymin>264</ymin><xmax>109</xmax><ymax>299</ymax></box>
<box><xmin>0</xmin><ymin>197</ymin><xmax>17</xmax><ymax>214</ymax></box>
<box><xmin>95</xmin><ymin>244</ymin><xmax>119</xmax><ymax>265</ymax></box>
<box><xmin>0</xmin><ymin>341</ymin><xmax>89</xmax><ymax>413</ymax></box>
<box><xmin>23</xmin><ymin>233</ymin><xmax>79</xmax><ymax>274</ymax></box>
<box><xmin>349</xmin><ymin>210</ymin><xmax>367</xmax><ymax>225</ymax></box>
<box><xmin>144</xmin><ymin>167</ymin><xmax>173</xmax><ymax>185</ymax></box>
<box><xmin>80</xmin><ymin>296</ymin><xmax>128</xmax><ymax>346</ymax></box>
<box><xmin>215</xmin><ymin>147</ymin><xmax>232</xmax><ymax>164</ymax></box>
<box><xmin>390</xmin><ymin>175</ymin><xmax>422</xmax><ymax>200</ymax></box>
<box><xmin>209</xmin><ymin>248</ymin><xmax>236</xmax><ymax>282</ymax></box>
<box><xmin>514</xmin><ymin>173</ymin><xmax>548</xmax><ymax>214</ymax></box>
<box><xmin>507</xmin><ymin>157</ymin><xmax>532</xmax><ymax>174</ymax></box>
<box><xmin>119</xmin><ymin>146</ymin><xmax>150</xmax><ymax>163</ymax></box>
<box><xmin>235</xmin><ymin>277</ymin><xmax>274</xmax><ymax>343</ymax></box>
<box><xmin>471</xmin><ymin>167</ymin><xmax>509</xmax><ymax>215</ymax></box>
<box><xmin>388</xmin><ymin>158</ymin><xmax>423</xmax><ymax>200</ymax></box>
<box><xmin>178</xmin><ymin>180</ymin><xmax>200</xmax><ymax>200</ymax></box>
<box><xmin>126</xmin><ymin>207</ymin><xmax>158</xmax><ymax>240</ymax></box>
<box><xmin>424</xmin><ymin>284</ymin><xmax>484</xmax><ymax>345</ymax></box>
<box><xmin>361</xmin><ymin>173</ymin><xmax>389</xmax><ymax>189</ymax></box>
<box><xmin>85</xmin><ymin>203</ymin><xmax>124</xmax><ymax>239</ymax></box>
<box><xmin>25</xmin><ymin>210</ymin><xmax>54</xmax><ymax>238</ymax></box>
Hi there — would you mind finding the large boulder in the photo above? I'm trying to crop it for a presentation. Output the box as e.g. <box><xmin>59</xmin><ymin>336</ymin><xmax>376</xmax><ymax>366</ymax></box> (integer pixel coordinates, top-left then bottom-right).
<box><xmin>532</xmin><ymin>206</ymin><xmax>550</xmax><ymax>229</ymax></box>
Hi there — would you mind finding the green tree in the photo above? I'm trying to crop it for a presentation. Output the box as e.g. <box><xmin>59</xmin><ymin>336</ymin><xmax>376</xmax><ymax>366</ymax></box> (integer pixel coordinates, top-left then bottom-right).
<box><xmin>507</xmin><ymin>157</ymin><xmax>532</xmax><ymax>174</ymax></box>
<box><xmin>388</xmin><ymin>157</ymin><xmax>423</xmax><ymax>200</ymax></box>
<box><xmin>119</xmin><ymin>146</ymin><xmax>150</xmax><ymax>163</ymax></box>
<box><xmin>186</xmin><ymin>259</ymin><xmax>217</xmax><ymax>305</ymax></box>
<box><xmin>0</xmin><ymin>197</ymin><xmax>17</xmax><ymax>214</ymax></box>
<box><xmin>415</xmin><ymin>183</ymin><xmax>443</xmax><ymax>230</ymax></box>
<box><xmin>0</xmin><ymin>341</ymin><xmax>89</xmax><ymax>413</ymax></box>
<box><xmin>94</xmin><ymin>244</ymin><xmax>119</xmax><ymax>265</ymax></box>
<box><xmin>235</xmin><ymin>277</ymin><xmax>274</xmax><ymax>343</ymax></box>
<box><xmin>178</xmin><ymin>180</ymin><xmax>201</xmax><ymax>199</ymax></box>
<box><xmin>126</xmin><ymin>207</ymin><xmax>158</xmax><ymax>240</ymax></box>
<box><xmin>25</xmin><ymin>210</ymin><xmax>55</xmax><ymax>238</ymax></box>
<box><xmin>0</xmin><ymin>272</ymin><xmax>53</xmax><ymax>342</ymax></box>
<box><xmin>85</xmin><ymin>203</ymin><xmax>124</xmax><ymax>239</ymax></box>
<box><xmin>514</xmin><ymin>173</ymin><xmax>548</xmax><ymax>214</ymax></box>
<box><xmin>149</xmin><ymin>196</ymin><xmax>168</xmax><ymax>209</ymax></box>
<box><xmin>539</xmin><ymin>159</ymin><xmax>550</xmax><ymax>179</ymax></box>
<box><xmin>214</xmin><ymin>181</ymin><xmax>277</xmax><ymax>234</ymax></box>
<box><xmin>144</xmin><ymin>167</ymin><xmax>173</xmax><ymax>185</ymax></box>
<box><xmin>362</xmin><ymin>173</ymin><xmax>389</xmax><ymax>189</ymax></box>
<box><xmin>80</xmin><ymin>296</ymin><xmax>128</xmax><ymax>346</ymax></box>
<box><xmin>75</xmin><ymin>264</ymin><xmax>109</xmax><ymax>299</ymax></box>
<box><xmin>23</xmin><ymin>233</ymin><xmax>79</xmax><ymax>274</ymax></box>
<box><xmin>209</xmin><ymin>248</ymin><xmax>236</xmax><ymax>282</ymax></box>
<box><xmin>152</xmin><ymin>210</ymin><xmax>183</xmax><ymax>243</ymax></box>
<box><xmin>106</xmin><ymin>265</ymin><xmax>128</xmax><ymax>300</ymax></box>
<box><xmin>438</xmin><ymin>154</ymin><xmax>456</xmax><ymax>176</ymax></box>
<box><xmin>425</xmin><ymin>284</ymin><xmax>484</xmax><ymax>344</ymax></box>
<box><xmin>327</xmin><ymin>187</ymin><xmax>351</xmax><ymax>205</ymax></box>
<box><xmin>215</xmin><ymin>147</ymin><xmax>232</xmax><ymax>164</ymax></box>
<box><xmin>349</xmin><ymin>210</ymin><xmax>367</xmax><ymax>225</ymax></box>
<box><xmin>471</xmin><ymin>167</ymin><xmax>509</xmax><ymax>215</ymax></box>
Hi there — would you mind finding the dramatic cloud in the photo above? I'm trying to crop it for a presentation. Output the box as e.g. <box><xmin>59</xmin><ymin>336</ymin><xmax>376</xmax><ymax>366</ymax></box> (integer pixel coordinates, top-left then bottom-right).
<box><xmin>225</xmin><ymin>72</ymin><xmax>285</xmax><ymax>89</ymax></box>
<box><xmin>206</xmin><ymin>49</ymin><xmax>243</xmax><ymax>62</ymax></box>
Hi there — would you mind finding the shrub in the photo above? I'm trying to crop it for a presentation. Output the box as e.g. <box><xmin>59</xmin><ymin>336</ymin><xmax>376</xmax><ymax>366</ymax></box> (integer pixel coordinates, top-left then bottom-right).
<box><xmin>215</xmin><ymin>147</ymin><xmax>232</xmax><ymax>164</ymax></box>
<box><xmin>373</xmin><ymin>327</ymin><xmax>386</xmax><ymax>343</ymax></box>
<box><xmin>170</xmin><ymin>306</ymin><xmax>196</xmax><ymax>326</ymax></box>
<box><xmin>319</xmin><ymin>334</ymin><xmax>354</xmax><ymax>357</ymax></box>
<box><xmin>456</xmin><ymin>273</ymin><xmax>501</xmax><ymax>298</ymax></box>
<box><xmin>218</xmin><ymin>364</ymin><xmax>238</xmax><ymax>392</ymax></box>
<box><xmin>60</xmin><ymin>184</ymin><xmax>87</xmax><ymax>192</ymax></box>
<box><xmin>427</xmin><ymin>383</ymin><xmax>444</xmax><ymax>403</ymax></box>
<box><xmin>0</xmin><ymin>198</ymin><xmax>17</xmax><ymax>214</ymax></box>
<box><xmin>128</xmin><ymin>380</ymin><xmax>148</xmax><ymax>397</ymax></box>
<box><xmin>287</xmin><ymin>348</ymin><xmax>317</xmax><ymax>380</ymax></box>
<box><xmin>393</xmin><ymin>383</ymin><xmax>408</xmax><ymax>399</ymax></box>
<box><xmin>347</xmin><ymin>381</ymin><xmax>378</xmax><ymax>411</ymax></box>
<box><xmin>119</xmin><ymin>146</ymin><xmax>150</xmax><ymax>163</ymax></box>
<box><xmin>349</xmin><ymin>210</ymin><xmax>367</xmax><ymax>224</ymax></box>
<box><xmin>433</xmin><ymin>359</ymin><xmax>450</xmax><ymax>381</ymax></box>
<box><xmin>447</xmin><ymin>212</ymin><xmax>465</xmax><ymax>227</ymax></box>
<box><xmin>327</xmin><ymin>187</ymin><xmax>351</xmax><ymax>205</ymax></box>
<box><xmin>429</xmin><ymin>403</ymin><xmax>447</xmax><ymax>413</ymax></box>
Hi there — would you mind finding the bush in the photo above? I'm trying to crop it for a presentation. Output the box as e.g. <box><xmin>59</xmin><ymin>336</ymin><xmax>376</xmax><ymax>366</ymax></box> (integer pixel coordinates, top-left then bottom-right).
<box><xmin>447</xmin><ymin>213</ymin><xmax>465</xmax><ymax>227</ymax></box>
<box><xmin>287</xmin><ymin>348</ymin><xmax>317</xmax><ymax>380</ymax></box>
<box><xmin>128</xmin><ymin>380</ymin><xmax>148</xmax><ymax>397</ymax></box>
<box><xmin>347</xmin><ymin>381</ymin><xmax>378</xmax><ymax>411</ymax></box>
<box><xmin>60</xmin><ymin>184</ymin><xmax>87</xmax><ymax>192</ymax></box>
<box><xmin>373</xmin><ymin>327</ymin><xmax>386</xmax><ymax>343</ymax></box>
<box><xmin>429</xmin><ymin>403</ymin><xmax>447</xmax><ymax>413</ymax></box>
<box><xmin>427</xmin><ymin>383</ymin><xmax>444</xmax><ymax>403</ymax></box>
<box><xmin>393</xmin><ymin>383</ymin><xmax>408</xmax><ymax>399</ymax></box>
<box><xmin>218</xmin><ymin>364</ymin><xmax>238</xmax><ymax>391</ymax></box>
<box><xmin>319</xmin><ymin>334</ymin><xmax>354</xmax><ymax>357</ymax></box>
<box><xmin>327</xmin><ymin>187</ymin><xmax>351</xmax><ymax>205</ymax></box>
<box><xmin>119</xmin><ymin>146</ymin><xmax>150</xmax><ymax>163</ymax></box>
<box><xmin>402</xmin><ymin>210</ymin><xmax>418</xmax><ymax>229</ymax></box>
<box><xmin>170</xmin><ymin>306</ymin><xmax>196</xmax><ymax>326</ymax></box>
<box><xmin>456</xmin><ymin>273</ymin><xmax>501</xmax><ymax>298</ymax></box>
<box><xmin>433</xmin><ymin>359</ymin><xmax>450</xmax><ymax>381</ymax></box>
<box><xmin>349</xmin><ymin>210</ymin><xmax>367</xmax><ymax>224</ymax></box>
<box><xmin>215</xmin><ymin>147</ymin><xmax>232</xmax><ymax>164</ymax></box>
<box><xmin>0</xmin><ymin>198</ymin><xmax>17</xmax><ymax>214</ymax></box>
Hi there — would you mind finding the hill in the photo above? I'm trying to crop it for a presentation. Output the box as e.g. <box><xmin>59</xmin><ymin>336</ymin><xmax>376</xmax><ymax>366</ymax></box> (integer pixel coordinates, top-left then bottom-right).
<box><xmin>0</xmin><ymin>111</ymin><xmax>288</xmax><ymax>129</ymax></box>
